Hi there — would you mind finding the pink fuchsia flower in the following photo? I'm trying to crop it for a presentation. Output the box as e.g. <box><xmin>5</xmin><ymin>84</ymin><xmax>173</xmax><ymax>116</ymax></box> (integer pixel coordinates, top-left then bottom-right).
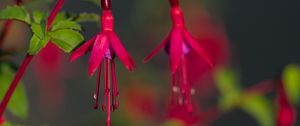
<box><xmin>277</xmin><ymin>81</ymin><xmax>296</xmax><ymax>126</ymax></box>
<box><xmin>144</xmin><ymin>1</ymin><xmax>213</xmax><ymax>112</ymax></box>
<box><xmin>168</xmin><ymin>105</ymin><xmax>200</xmax><ymax>126</ymax></box>
<box><xmin>0</xmin><ymin>116</ymin><xmax>4</xmax><ymax>125</ymax></box>
<box><xmin>70</xmin><ymin>9</ymin><xmax>135</xmax><ymax>126</ymax></box>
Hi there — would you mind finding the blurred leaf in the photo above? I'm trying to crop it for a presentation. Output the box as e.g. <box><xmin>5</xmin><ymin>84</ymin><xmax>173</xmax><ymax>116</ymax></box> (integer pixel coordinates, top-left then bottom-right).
<box><xmin>282</xmin><ymin>64</ymin><xmax>300</xmax><ymax>104</ymax></box>
<box><xmin>214</xmin><ymin>67</ymin><xmax>241</xmax><ymax>110</ymax></box>
<box><xmin>0</xmin><ymin>64</ymin><xmax>28</xmax><ymax>120</ymax></box>
<box><xmin>32</xmin><ymin>11</ymin><xmax>44</xmax><ymax>24</ymax></box>
<box><xmin>0</xmin><ymin>6</ymin><xmax>31</xmax><ymax>24</ymax></box>
<box><xmin>73</xmin><ymin>13</ymin><xmax>100</xmax><ymax>23</ymax></box>
<box><xmin>51</xmin><ymin>21</ymin><xmax>81</xmax><ymax>31</ymax></box>
<box><xmin>240</xmin><ymin>94</ymin><xmax>274</xmax><ymax>126</ymax></box>
<box><xmin>24</xmin><ymin>0</ymin><xmax>53</xmax><ymax>10</ymax></box>
<box><xmin>162</xmin><ymin>119</ymin><xmax>185</xmax><ymax>126</ymax></box>
<box><xmin>49</xmin><ymin>29</ymin><xmax>84</xmax><ymax>53</ymax></box>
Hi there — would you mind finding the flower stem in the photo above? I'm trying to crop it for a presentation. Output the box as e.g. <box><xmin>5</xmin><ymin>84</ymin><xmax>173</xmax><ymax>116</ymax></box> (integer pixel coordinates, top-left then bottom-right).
<box><xmin>0</xmin><ymin>54</ymin><xmax>33</xmax><ymax>116</ymax></box>
<box><xmin>169</xmin><ymin>0</ymin><xmax>179</xmax><ymax>7</ymax></box>
<box><xmin>104</xmin><ymin>59</ymin><xmax>111</xmax><ymax>126</ymax></box>
<box><xmin>101</xmin><ymin>0</ymin><xmax>111</xmax><ymax>10</ymax></box>
<box><xmin>47</xmin><ymin>0</ymin><xmax>65</xmax><ymax>31</ymax></box>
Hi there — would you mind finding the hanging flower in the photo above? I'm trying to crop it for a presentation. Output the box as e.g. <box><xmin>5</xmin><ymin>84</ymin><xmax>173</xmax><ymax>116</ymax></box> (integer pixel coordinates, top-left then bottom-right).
<box><xmin>277</xmin><ymin>81</ymin><xmax>296</xmax><ymax>126</ymax></box>
<box><xmin>0</xmin><ymin>116</ymin><xmax>4</xmax><ymax>125</ymax></box>
<box><xmin>70</xmin><ymin>10</ymin><xmax>135</xmax><ymax>126</ymax></box>
<box><xmin>144</xmin><ymin>2</ymin><xmax>213</xmax><ymax>112</ymax></box>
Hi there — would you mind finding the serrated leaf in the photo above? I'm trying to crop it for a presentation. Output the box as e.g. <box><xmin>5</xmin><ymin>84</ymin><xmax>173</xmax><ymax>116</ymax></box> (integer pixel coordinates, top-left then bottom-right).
<box><xmin>49</xmin><ymin>29</ymin><xmax>84</xmax><ymax>53</ymax></box>
<box><xmin>51</xmin><ymin>21</ymin><xmax>81</xmax><ymax>31</ymax></box>
<box><xmin>52</xmin><ymin>12</ymin><xmax>69</xmax><ymax>25</ymax></box>
<box><xmin>240</xmin><ymin>94</ymin><xmax>274</xmax><ymax>126</ymax></box>
<box><xmin>73</xmin><ymin>13</ymin><xmax>100</xmax><ymax>23</ymax></box>
<box><xmin>30</xmin><ymin>23</ymin><xmax>45</xmax><ymax>39</ymax></box>
<box><xmin>32</xmin><ymin>11</ymin><xmax>44</xmax><ymax>24</ymax></box>
<box><xmin>0</xmin><ymin>6</ymin><xmax>30</xmax><ymax>24</ymax></box>
<box><xmin>0</xmin><ymin>64</ymin><xmax>28</xmax><ymax>120</ymax></box>
<box><xmin>283</xmin><ymin>64</ymin><xmax>300</xmax><ymax>104</ymax></box>
<box><xmin>27</xmin><ymin>35</ymin><xmax>49</xmax><ymax>55</ymax></box>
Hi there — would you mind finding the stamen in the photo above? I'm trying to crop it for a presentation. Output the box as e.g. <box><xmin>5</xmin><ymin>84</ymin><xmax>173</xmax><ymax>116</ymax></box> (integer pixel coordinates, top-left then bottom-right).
<box><xmin>171</xmin><ymin>73</ymin><xmax>177</xmax><ymax>108</ymax></box>
<box><xmin>94</xmin><ymin>64</ymin><xmax>102</xmax><ymax>109</ymax></box>
<box><xmin>104</xmin><ymin>59</ymin><xmax>111</xmax><ymax>126</ymax></box>
<box><xmin>111</xmin><ymin>60</ymin><xmax>119</xmax><ymax>111</ymax></box>
<box><xmin>181</xmin><ymin>55</ymin><xmax>193</xmax><ymax>112</ymax></box>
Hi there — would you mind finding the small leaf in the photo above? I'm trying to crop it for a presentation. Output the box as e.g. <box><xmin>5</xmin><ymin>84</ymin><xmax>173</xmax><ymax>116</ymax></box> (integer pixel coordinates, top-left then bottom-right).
<box><xmin>0</xmin><ymin>6</ymin><xmax>31</xmax><ymax>24</ymax></box>
<box><xmin>30</xmin><ymin>23</ymin><xmax>45</xmax><ymax>39</ymax></box>
<box><xmin>73</xmin><ymin>13</ymin><xmax>100</xmax><ymax>23</ymax></box>
<box><xmin>0</xmin><ymin>64</ymin><xmax>28</xmax><ymax>119</ymax></box>
<box><xmin>283</xmin><ymin>64</ymin><xmax>300</xmax><ymax>104</ymax></box>
<box><xmin>49</xmin><ymin>29</ymin><xmax>84</xmax><ymax>53</ymax></box>
<box><xmin>52</xmin><ymin>12</ymin><xmax>69</xmax><ymax>25</ymax></box>
<box><xmin>27</xmin><ymin>35</ymin><xmax>49</xmax><ymax>55</ymax></box>
<box><xmin>240</xmin><ymin>94</ymin><xmax>274</xmax><ymax>126</ymax></box>
<box><xmin>51</xmin><ymin>21</ymin><xmax>81</xmax><ymax>31</ymax></box>
<box><xmin>32</xmin><ymin>11</ymin><xmax>44</xmax><ymax>24</ymax></box>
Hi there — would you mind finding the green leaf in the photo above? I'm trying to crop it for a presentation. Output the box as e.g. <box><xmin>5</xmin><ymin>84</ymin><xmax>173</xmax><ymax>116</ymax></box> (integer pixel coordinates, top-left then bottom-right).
<box><xmin>240</xmin><ymin>94</ymin><xmax>274</xmax><ymax>126</ymax></box>
<box><xmin>73</xmin><ymin>13</ymin><xmax>100</xmax><ymax>23</ymax></box>
<box><xmin>49</xmin><ymin>29</ymin><xmax>84</xmax><ymax>53</ymax></box>
<box><xmin>27</xmin><ymin>35</ymin><xmax>49</xmax><ymax>55</ymax></box>
<box><xmin>283</xmin><ymin>64</ymin><xmax>300</xmax><ymax>104</ymax></box>
<box><xmin>52</xmin><ymin>12</ymin><xmax>69</xmax><ymax>25</ymax></box>
<box><xmin>214</xmin><ymin>67</ymin><xmax>241</xmax><ymax>110</ymax></box>
<box><xmin>30</xmin><ymin>23</ymin><xmax>45</xmax><ymax>39</ymax></box>
<box><xmin>0</xmin><ymin>64</ymin><xmax>28</xmax><ymax>120</ymax></box>
<box><xmin>51</xmin><ymin>21</ymin><xmax>81</xmax><ymax>31</ymax></box>
<box><xmin>32</xmin><ymin>11</ymin><xmax>44</xmax><ymax>24</ymax></box>
<box><xmin>0</xmin><ymin>6</ymin><xmax>31</xmax><ymax>24</ymax></box>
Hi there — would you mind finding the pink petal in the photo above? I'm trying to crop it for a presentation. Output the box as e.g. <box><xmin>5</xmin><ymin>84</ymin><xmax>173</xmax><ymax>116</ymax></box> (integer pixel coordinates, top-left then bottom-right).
<box><xmin>144</xmin><ymin>35</ymin><xmax>170</xmax><ymax>62</ymax></box>
<box><xmin>183</xmin><ymin>29</ymin><xmax>213</xmax><ymax>67</ymax></box>
<box><xmin>69</xmin><ymin>36</ymin><xmax>97</xmax><ymax>62</ymax></box>
<box><xmin>170</xmin><ymin>28</ymin><xmax>183</xmax><ymax>74</ymax></box>
<box><xmin>88</xmin><ymin>33</ymin><xmax>109</xmax><ymax>77</ymax></box>
<box><xmin>109</xmin><ymin>32</ymin><xmax>135</xmax><ymax>71</ymax></box>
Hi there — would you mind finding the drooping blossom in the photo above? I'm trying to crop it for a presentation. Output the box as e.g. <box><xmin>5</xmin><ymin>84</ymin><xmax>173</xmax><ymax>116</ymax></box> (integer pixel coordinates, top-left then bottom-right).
<box><xmin>0</xmin><ymin>116</ymin><xmax>4</xmax><ymax>125</ymax></box>
<box><xmin>69</xmin><ymin>1</ymin><xmax>135</xmax><ymax>125</ymax></box>
<box><xmin>277</xmin><ymin>80</ymin><xmax>296</xmax><ymax>126</ymax></box>
<box><xmin>144</xmin><ymin>0</ymin><xmax>213</xmax><ymax>112</ymax></box>
<box><xmin>168</xmin><ymin>105</ymin><xmax>200</xmax><ymax>126</ymax></box>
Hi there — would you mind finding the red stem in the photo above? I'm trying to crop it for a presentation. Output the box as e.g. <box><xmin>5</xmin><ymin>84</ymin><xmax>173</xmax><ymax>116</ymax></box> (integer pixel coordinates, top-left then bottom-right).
<box><xmin>101</xmin><ymin>0</ymin><xmax>111</xmax><ymax>10</ymax></box>
<box><xmin>47</xmin><ymin>0</ymin><xmax>65</xmax><ymax>31</ymax></box>
<box><xmin>0</xmin><ymin>0</ymin><xmax>65</xmax><ymax>117</ymax></box>
<box><xmin>169</xmin><ymin>0</ymin><xmax>179</xmax><ymax>7</ymax></box>
<box><xmin>0</xmin><ymin>55</ymin><xmax>33</xmax><ymax>116</ymax></box>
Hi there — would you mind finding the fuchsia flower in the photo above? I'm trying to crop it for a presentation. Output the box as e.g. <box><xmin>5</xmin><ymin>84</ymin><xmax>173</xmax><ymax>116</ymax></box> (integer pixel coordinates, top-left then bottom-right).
<box><xmin>70</xmin><ymin>9</ymin><xmax>135</xmax><ymax>126</ymax></box>
<box><xmin>168</xmin><ymin>105</ymin><xmax>200</xmax><ymax>126</ymax></box>
<box><xmin>144</xmin><ymin>1</ymin><xmax>213</xmax><ymax>112</ymax></box>
<box><xmin>0</xmin><ymin>116</ymin><xmax>4</xmax><ymax>125</ymax></box>
<box><xmin>277</xmin><ymin>81</ymin><xmax>296</xmax><ymax>126</ymax></box>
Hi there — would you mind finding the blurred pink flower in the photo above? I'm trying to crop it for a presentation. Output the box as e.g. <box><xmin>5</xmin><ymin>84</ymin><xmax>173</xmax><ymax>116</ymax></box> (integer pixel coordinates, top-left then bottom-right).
<box><xmin>70</xmin><ymin>10</ymin><xmax>135</xmax><ymax>126</ymax></box>
<box><xmin>145</xmin><ymin>6</ymin><xmax>213</xmax><ymax>112</ymax></box>
<box><xmin>168</xmin><ymin>105</ymin><xmax>200</xmax><ymax>126</ymax></box>
<box><xmin>0</xmin><ymin>116</ymin><xmax>4</xmax><ymax>125</ymax></box>
<box><xmin>277</xmin><ymin>81</ymin><xmax>296</xmax><ymax>126</ymax></box>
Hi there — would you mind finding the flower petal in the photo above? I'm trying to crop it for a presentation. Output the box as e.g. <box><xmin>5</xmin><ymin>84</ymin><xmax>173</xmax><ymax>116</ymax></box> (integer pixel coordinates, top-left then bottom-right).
<box><xmin>170</xmin><ymin>28</ymin><xmax>183</xmax><ymax>74</ymax></box>
<box><xmin>144</xmin><ymin>35</ymin><xmax>170</xmax><ymax>62</ymax></box>
<box><xmin>69</xmin><ymin>36</ymin><xmax>96</xmax><ymax>62</ymax></box>
<box><xmin>183</xmin><ymin>29</ymin><xmax>213</xmax><ymax>67</ymax></box>
<box><xmin>88</xmin><ymin>33</ymin><xmax>109</xmax><ymax>77</ymax></box>
<box><xmin>109</xmin><ymin>32</ymin><xmax>135</xmax><ymax>71</ymax></box>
